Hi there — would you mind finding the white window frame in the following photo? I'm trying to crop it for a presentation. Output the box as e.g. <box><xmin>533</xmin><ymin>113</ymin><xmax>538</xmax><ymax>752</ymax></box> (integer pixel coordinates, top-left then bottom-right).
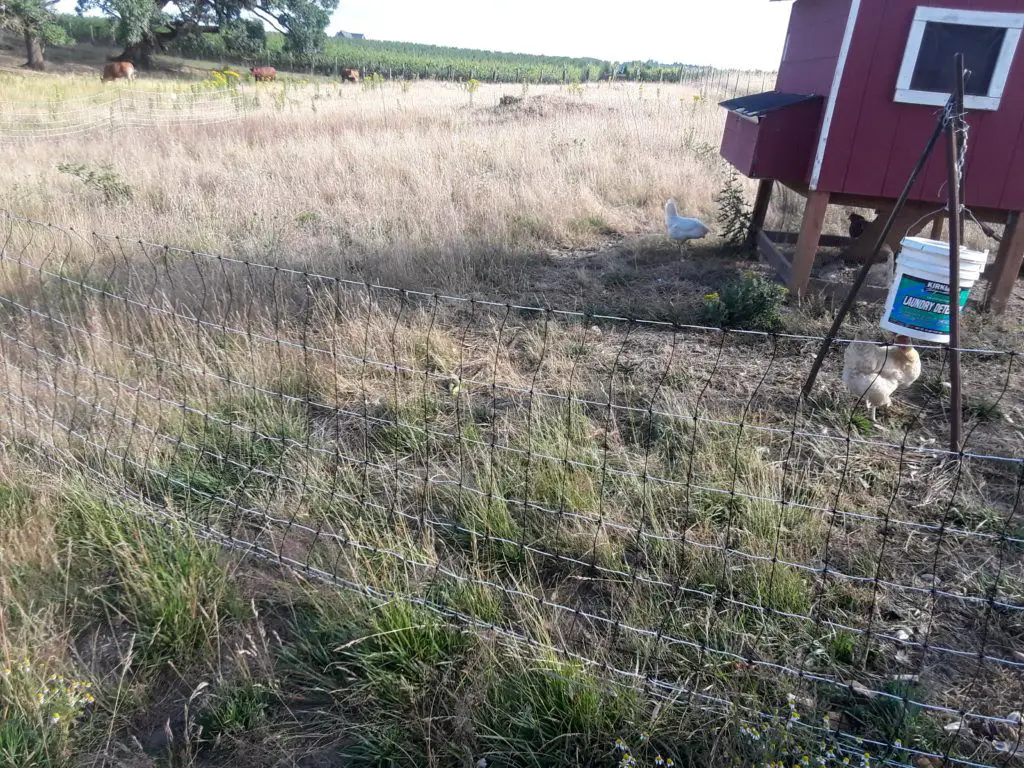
<box><xmin>894</xmin><ymin>6</ymin><xmax>1024</xmax><ymax>111</ymax></box>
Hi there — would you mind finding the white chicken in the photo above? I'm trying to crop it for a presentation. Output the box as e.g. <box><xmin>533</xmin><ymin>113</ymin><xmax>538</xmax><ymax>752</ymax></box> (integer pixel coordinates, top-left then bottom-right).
<box><xmin>664</xmin><ymin>199</ymin><xmax>710</xmax><ymax>251</ymax></box>
<box><xmin>842</xmin><ymin>335</ymin><xmax>922</xmax><ymax>422</ymax></box>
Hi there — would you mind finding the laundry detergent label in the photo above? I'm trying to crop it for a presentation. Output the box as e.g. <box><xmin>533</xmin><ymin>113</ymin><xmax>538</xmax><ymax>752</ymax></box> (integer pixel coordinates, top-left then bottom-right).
<box><xmin>887</xmin><ymin>275</ymin><xmax>970</xmax><ymax>335</ymax></box>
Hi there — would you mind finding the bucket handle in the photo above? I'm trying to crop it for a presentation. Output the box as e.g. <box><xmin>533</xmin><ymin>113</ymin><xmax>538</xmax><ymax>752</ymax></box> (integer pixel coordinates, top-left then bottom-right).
<box><xmin>902</xmin><ymin>206</ymin><xmax>946</xmax><ymax>242</ymax></box>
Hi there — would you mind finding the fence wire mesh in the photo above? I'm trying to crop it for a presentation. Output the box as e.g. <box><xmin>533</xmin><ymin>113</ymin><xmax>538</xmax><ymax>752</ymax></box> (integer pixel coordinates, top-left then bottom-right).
<box><xmin>0</xmin><ymin>208</ymin><xmax>1022</xmax><ymax>767</ymax></box>
<box><xmin>0</xmin><ymin>67</ymin><xmax>766</xmax><ymax>143</ymax></box>
<box><xmin>0</xmin><ymin>87</ymin><xmax>252</xmax><ymax>139</ymax></box>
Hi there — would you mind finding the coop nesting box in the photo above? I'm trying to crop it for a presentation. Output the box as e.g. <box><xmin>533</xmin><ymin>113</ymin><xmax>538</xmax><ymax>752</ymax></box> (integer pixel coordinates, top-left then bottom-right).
<box><xmin>718</xmin><ymin>0</ymin><xmax>1024</xmax><ymax>313</ymax></box>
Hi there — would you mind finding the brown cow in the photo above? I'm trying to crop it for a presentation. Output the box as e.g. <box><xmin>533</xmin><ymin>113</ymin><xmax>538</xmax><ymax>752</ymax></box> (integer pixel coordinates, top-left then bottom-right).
<box><xmin>340</xmin><ymin>67</ymin><xmax>360</xmax><ymax>83</ymax></box>
<box><xmin>250</xmin><ymin>66</ymin><xmax>277</xmax><ymax>82</ymax></box>
<box><xmin>101</xmin><ymin>61</ymin><xmax>135</xmax><ymax>83</ymax></box>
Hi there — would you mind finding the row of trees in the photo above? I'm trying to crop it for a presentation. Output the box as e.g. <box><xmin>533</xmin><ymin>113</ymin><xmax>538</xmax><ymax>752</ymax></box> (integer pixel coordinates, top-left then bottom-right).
<box><xmin>3</xmin><ymin>4</ymin><xmax>772</xmax><ymax>83</ymax></box>
<box><xmin>49</xmin><ymin>17</ymin><xmax>736</xmax><ymax>85</ymax></box>
<box><xmin>166</xmin><ymin>30</ymin><xmax>710</xmax><ymax>83</ymax></box>
<box><xmin>0</xmin><ymin>0</ymin><xmax>337</xmax><ymax>70</ymax></box>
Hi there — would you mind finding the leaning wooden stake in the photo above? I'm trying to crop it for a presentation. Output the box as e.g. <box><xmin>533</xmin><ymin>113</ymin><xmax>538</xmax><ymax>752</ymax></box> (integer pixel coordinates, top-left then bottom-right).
<box><xmin>800</xmin><ymin>108</ymin><xmax>950</xmax><ymax>399</ymax></box>
<box><xmin>946</xmin><ymin>53</ymin><xmax>966</xmax><ymax>453</ymax></box>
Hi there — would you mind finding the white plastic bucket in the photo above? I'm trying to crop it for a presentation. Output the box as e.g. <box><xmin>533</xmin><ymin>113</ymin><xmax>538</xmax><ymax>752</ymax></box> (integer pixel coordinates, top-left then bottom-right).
<box><xmin>880</xmin><ymin>236</ymin><xmax>988</xmax><ymax>343</ymax></box>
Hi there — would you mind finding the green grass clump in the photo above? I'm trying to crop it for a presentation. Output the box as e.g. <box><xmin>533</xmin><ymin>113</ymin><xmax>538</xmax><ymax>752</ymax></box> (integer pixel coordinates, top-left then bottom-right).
<box><xmin>429</xmin><ymin>578</ymin><xmax>505</xmax><ymax>624</ymax></box>
<box><xmin>195</xmin><ymin>681</ymin><xmax>273</xmax><ymax>747</ymax></box>
<box><xmin>57</xmin><ymin>491</ymin><xmax>241</xmax><ymax>666</ymax></box>
<box><xmin>138</xmin><ymin>390</ymin><xmax>309</xmax><ymax>521</ymax></box>
<box><xmin>965</xmin><ymin>396</ymin><xmax>1003</xmax><ymax>423</ymax></box>
<box><xmin>274</xmin><ymin>592</ymin><xmax>675</xmax><ymax>767</ymax></box>
<box><xmin>0</xmin><ymin>483</ymin><xmax>34</xmax><ymax>526</ymax></box>
<box><xmin>480</xmin><ymin>656</ymin><xmax>644</xmax><ymax>766</ymax></box>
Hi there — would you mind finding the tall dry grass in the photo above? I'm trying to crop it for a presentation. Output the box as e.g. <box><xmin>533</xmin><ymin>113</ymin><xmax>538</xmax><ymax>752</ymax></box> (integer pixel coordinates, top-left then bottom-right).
<box><xmin>0</xmin><ymin>78</ymin><xmax>783</xmax><ymax>293</ymax></box>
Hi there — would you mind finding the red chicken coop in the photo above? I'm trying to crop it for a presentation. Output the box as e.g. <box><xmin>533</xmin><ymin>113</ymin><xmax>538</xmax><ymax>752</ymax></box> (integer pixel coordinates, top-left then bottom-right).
<box><xmin>718</xmin><ymin>0</ymin><xmax>1024</xmax><ymax>313</ymax></box>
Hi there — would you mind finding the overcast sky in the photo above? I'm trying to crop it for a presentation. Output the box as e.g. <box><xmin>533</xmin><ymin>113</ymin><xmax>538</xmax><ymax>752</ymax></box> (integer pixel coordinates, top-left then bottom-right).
<box><xmin>327</xmin><ymin>0</ymin><xmax>793</xmax><ymax>69</ymax></box>
<box><xmin>54</xmin><ymin>0</ymin><xmax>793</xmax><ymax>70</ymax></box>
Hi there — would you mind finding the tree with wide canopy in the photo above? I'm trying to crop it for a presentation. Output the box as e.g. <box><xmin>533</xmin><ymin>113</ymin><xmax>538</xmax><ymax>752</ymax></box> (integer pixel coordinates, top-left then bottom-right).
<box><xmin>76</xmin><ymin>0</ymin><xmax>337</xmax><ymax>67</ymax></box>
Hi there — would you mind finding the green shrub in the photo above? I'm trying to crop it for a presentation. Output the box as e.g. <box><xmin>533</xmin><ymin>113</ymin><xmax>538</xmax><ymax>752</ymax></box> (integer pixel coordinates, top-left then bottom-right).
<box><xmin>715</xmin><ymin>168</ymin><xmax>752</xmax><ymax>247</ymax></box>
<box><xmin>56</xmin><ymin>163</ymin><xmax>133</xmax><ymax>204</ymax></box>
<box><xmin>702</xmin><ymin>272</ymin><xmax>787</xmax><ymax>332</ymax></box>
<box><xmin>464</xmin><ymin>77</ymin><xmax>481</xmax><ymax>104</ymax></box>
<box><xmin>0</xmin><ymin>659</ymin><xmax>95</xmax><ymax>766</ymax></box>
<box><xmin>361</xmin><ymin>71</ymin><xmax>385</xmax><ymax>90</ymax></box>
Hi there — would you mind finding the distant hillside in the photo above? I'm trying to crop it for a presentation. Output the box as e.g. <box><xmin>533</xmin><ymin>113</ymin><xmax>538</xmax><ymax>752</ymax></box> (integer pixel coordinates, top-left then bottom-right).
<box><xmin>55</xmin><ymin>15</ymin><xmax>750</xmax><ymax>83</ymax></box>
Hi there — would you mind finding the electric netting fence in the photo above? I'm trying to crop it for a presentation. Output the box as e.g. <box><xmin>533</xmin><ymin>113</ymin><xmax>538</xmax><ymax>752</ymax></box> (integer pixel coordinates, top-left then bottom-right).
<box><xmin>0</xmin><ymin>87</ymin><xmax>254</xmax><ymax>140</ymax></box>
<box><xmin>0</xmin><ymin>209</ymin><xmax>1022</xmax><ymax>767</ymax></box>
<box><xmin>0</xmin><ymin>69</ymin><xmax>763</xmax><ymax>143</ymax></box>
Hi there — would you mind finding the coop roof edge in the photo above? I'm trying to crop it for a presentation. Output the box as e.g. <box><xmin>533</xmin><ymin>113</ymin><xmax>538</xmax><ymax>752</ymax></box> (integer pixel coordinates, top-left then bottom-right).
<box><xmin>718</xmin><ymin>91</ymin><xmax>822</xmax><ymax>119</ymax></box>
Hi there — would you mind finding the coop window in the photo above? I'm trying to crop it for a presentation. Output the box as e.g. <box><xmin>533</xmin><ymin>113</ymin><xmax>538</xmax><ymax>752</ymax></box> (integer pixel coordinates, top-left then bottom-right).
<box><xmin>895</xmin><ymin>7</ymin><xmax>1024</xmax><ymax>110</ymax></box>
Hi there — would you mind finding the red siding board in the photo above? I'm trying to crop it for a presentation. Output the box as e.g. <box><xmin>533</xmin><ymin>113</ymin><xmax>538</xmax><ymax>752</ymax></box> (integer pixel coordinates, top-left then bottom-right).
<box><xmin>830</xmin><ymin>0</ymin><xmax>909</xmax><ymax>196</ymax></box>
<box><xmin>776</xmin><ymin>0</ymin><xmax>852</xmax><ymax>96</ymax></box>
<box><xmin>778</xmin><ymin>59</ymin><xmax>843</xmax><ymax>94</ymax></box>
<box><xmin>784</xmin><ymin>12</ymin><xmax>848</xmax><ymax>61</ymax></box>
<box><xmin>881</xmin><ymin>112</ymin><xmax>942</xmax><ymax>201</ymax></box>
<box><xmin>999</xmin><ymin>139</ymin><xmax>1024</xmax><ymax>210</ymax></box>
<box><xmin>761</xmin><ymin>0</ymin><xmax>853</xmax><ymax>186</ymax></box>
<box><xmin>915</xmin><ymin>122</ymin><xmax>953</xmax><ymax>205</ymax></box>
<box><xmin>815</xmin><ymin>0</ymin><xmax>892</xmax><ymax>192</ymax></box>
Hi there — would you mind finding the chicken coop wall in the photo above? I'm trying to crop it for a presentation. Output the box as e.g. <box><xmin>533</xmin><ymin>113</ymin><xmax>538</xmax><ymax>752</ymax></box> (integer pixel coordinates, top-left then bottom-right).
<box><xmin>813</xmin><ymin>0</ymin><xmax>1024</xmax><ymax>209</ymax></box>
<box><xmin>776</xmin><ymin>0</ymin><xmax>853</xmax><ymax>97</ymax></box>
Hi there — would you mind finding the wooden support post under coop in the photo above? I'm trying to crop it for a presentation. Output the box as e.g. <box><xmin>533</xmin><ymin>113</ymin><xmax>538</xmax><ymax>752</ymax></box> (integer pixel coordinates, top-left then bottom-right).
<box><xmin>983</xmin><ymin>211</ymin><xmax>1024</xmax><ymax>313</ymax></box>
<box><xmin>747</xmin><ymin>179</ymin><xmax>774</xmax><ymax>248</ymax></box>
<box><xmin>789</xmin><ymin>191</ymin><xmax>830</xmax><ymax>296</ymax></box>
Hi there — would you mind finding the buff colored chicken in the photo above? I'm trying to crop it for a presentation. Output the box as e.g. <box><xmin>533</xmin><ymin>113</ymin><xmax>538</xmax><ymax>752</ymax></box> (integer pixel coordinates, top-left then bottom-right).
<box><xmin>842</xmin><ymin>335</ymin><xmax>922</xmax><ymax>422</ymax></box>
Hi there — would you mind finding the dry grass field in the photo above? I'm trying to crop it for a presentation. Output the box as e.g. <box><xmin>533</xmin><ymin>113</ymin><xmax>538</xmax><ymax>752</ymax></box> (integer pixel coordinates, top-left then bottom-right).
<box><xmin>1</xmin><ymin>38</ymin><xmax>1024</xmax><ymax>768</ymax></box>
<box><xmin>0</xmin><ymin>73</ymin><xmax>752</xmax><ymax>299</ymax></box>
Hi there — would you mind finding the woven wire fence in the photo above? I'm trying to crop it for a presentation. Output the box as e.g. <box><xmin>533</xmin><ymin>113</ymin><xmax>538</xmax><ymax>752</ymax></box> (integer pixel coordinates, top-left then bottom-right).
<box><xmin>0</xmin><ymin>208</ymin><xmax>1022</xmax><ymax>766</ymax></box>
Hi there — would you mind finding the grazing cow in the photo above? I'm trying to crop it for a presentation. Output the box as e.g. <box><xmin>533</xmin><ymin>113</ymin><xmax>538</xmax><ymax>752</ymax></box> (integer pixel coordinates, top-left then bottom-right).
<box><xmin>101</xmin><ymin>61</ymin><xmax>135</xmax><ymax>83</ymax></box>
<box><xmin>340</xmin><ymin>67</ymin><xmax>360</xmax><ymax>83</ymax></box>
<box><xmin>250</xmin><ymin>66</ymin><xmax>277</xmax><ymax>82</ymax></box>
